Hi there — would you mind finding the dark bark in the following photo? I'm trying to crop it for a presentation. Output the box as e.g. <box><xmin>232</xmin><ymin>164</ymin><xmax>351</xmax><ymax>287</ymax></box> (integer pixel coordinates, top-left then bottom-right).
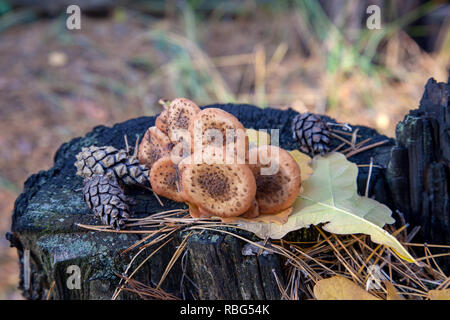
<box><xmin>387</xmin><ymin>78</ymin><xmax>449</xmax><ymax>270</ymax></box>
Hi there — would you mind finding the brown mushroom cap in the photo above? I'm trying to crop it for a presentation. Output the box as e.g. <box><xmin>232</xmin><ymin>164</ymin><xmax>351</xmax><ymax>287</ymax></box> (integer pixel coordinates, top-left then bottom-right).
<box><xmin>150</xmin><ymin>156</ymin><xmax>184</xmax><ymax>202</ymax></box>
<box><xmin>155</xmin><ymin>109</ymin><xmax>169</xmax><ymax>134</ymax></box>
<box><xmin>166</xmin><ymin>98</ymin><xmax>201</xmax><ymax>144</ymax></box>
<box><xmin>179</xmin><ymin>155</ymin><xmax>256</xmax><ymax>217</ymax></box>
<box><xmin>248</xmin><ymin>145</ymin><xmax>301</xmax><ymax>215</ymax></box>
<box><xmin>189</xmin><ymin>108</ymin><xmax>248</xmax><ymax>162</ymax></box>
<box><xmin>138</xmin><ymin>126</ymin><xmax>172</xmax><ymax>170</ymax></box>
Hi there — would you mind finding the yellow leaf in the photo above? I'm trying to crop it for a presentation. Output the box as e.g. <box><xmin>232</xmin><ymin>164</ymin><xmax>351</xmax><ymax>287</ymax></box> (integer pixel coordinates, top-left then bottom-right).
<box><xmin>427</xmin><ymin>289</ymin><xmax>450</xmax><ymax>300</ymax></box>
<box><xmin>236</xmin><ymin>152</ymin><xmax>417</xmax><ymax>264</ymax></box>
<box><xmin>220</xmin><ymin>207</ymin><xmax>292</xmax><ymax>225</ymax></box>
<box><xmin>289</xmin><ymin>149</ymin><xmax>314</xmax><ymax>181</ymax></box>
<box><xmin>246</xmin><ymin>128</ymin><xmax>270</xmax><ymax>148</ymax></box>
<box><xmin>314</xmin><ymin>276</ymin><xmax>380</xmax><ymax>300</ymax></box>
<box><xmin>384</xmin><ymin>281</ymin><xmax>404</xmax><ymax>300</ymax></box>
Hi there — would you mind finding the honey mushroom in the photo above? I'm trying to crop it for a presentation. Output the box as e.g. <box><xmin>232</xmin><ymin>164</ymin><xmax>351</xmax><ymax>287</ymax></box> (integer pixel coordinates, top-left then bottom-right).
<box><xmin>155</xmin><ymin>109</ymin><xmax>169</xmax><ymax>134</ymax></box>
<box><xmin>189</xmin><ymin>108</ymin><xmax>248</xmax><ymax>163</ymax></box>
<box><xmin>149</xmin><ymin>156</ymin><xmax>185</xmax><ymax>202</ymax></box>
<box><xmin>165</xmin><ymin>98</ymin><xmax>201</xmax><ymax>144</ymax></box>
<box><xmin>141</xmin><ymin>100</ymin><xmax>299</xmax><ymax>219</ymax></box>
<box><xmin>179</xmin><ymin>154</ymin><xmax>256</xmax><ymax>218</ymax></box>
<box><xmin>138</xmin><ymin>126</ymin><xmax>172</xmax><ymax>170</ymax></box>
<box><xmin>155</xmin><ymin>97</ymin><xmax>201</xmax><ymax>164</ymax></box>
<box><xmin>248</xmin><ymin>145</ymin><xmax>301</xmax><ymax>215</ymax></box>
<box><xmin>138</xmin><ymin>98</ymin><xmax>200</xmax><ymax>204</ymax></box>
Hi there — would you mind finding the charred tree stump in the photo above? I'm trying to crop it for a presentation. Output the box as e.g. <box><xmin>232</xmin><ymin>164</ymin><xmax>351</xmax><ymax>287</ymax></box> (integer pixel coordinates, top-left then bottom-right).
<box><xmin>387</xmin><ymin>78</ymin><xmax>449</xmax><ymax>270</ymax></box>
<box><xmin>8</xmin><ymin>78</ymin><xmax>447</xmax><ymax>300</ymax></box>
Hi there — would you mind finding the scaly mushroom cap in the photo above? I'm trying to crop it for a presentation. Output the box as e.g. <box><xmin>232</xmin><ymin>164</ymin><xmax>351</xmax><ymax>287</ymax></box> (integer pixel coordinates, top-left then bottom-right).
<box><xmin>150</xmin><ymin>156</ymin><xmax>184</xmax><ymax>202</ymax></box>
<box><xmin>138</xmin><ymin>126</ymin><xmax>172</xmax><ymax>170</ymax></box>
<box><xmin>248</xmin><ymin>145</ymin><xmax>301</xmax><ymax>215</ymax></box>
<box><xmin>155</xmin><ymin>109</ymin><xmax>169</xmax><ymax>134</ymax></box>
<box><xmin>179</xmin><ymin>155</ymin><xmax>256</xmax><ymax>217</ymax></box>
<box><xmin>189</xmin><ymin>108</ymin><xmax>248</xmax><ymax>162</ymax></box>
<box><xmin>166</xmin><ymin>98</ymin><xmax>201</xmax><ymax>144</ymax></box>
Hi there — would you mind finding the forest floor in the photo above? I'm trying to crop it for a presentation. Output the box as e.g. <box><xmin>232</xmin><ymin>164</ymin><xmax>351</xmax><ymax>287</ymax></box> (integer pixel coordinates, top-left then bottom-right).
<box><xmin>0</xmin><ymin>7</ymin><xmax>448</xmax><ymax>299</ymax></box>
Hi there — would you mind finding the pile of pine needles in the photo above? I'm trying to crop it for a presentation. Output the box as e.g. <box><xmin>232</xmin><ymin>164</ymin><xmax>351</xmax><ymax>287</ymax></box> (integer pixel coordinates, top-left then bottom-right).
<box><xmin>77</xmin><ymin>206</ymin><xmax>449</xmax><ymax>300</ymax></box>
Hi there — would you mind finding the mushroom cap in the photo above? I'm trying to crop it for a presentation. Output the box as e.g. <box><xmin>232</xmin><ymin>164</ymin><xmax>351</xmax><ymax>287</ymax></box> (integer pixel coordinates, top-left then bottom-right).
<box><xmin>179</xmin><ymin>154</ymin><xmax>256</xmax><ymax>217</ymax></box>
<box><xmin>155</xmin><ymin>109</ymin><xmax>169</xmax><ymax>134</ymax></box>
<box><xmin>138</xmin><ymin>126</ymin><xmax>172</xmax><ymax>170</ymax></box>
<box><xmin>149</xmin><ymin>156</ymin><xmax>184</xmax><ymax>202</ymax></box>
<box><xmin>166</xmin><ymin>98</ymin><xmax>201</xmax><ymax>144</ymax></box>
<box><xmin>248</xmin><ymin>145</ymin><xmax>301</xmax><ymax>215</ymax></box>
<box><xmin>189</xmin><ymin>108</ymin><xmax>248</xmax><ymax>162</ymax></box>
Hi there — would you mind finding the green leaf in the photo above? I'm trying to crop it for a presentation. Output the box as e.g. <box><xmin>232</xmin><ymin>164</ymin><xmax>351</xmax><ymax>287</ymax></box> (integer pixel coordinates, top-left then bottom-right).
<box><xmin>237</xmin><ymin>152</ymin><xmax>416</xmax><ymax>263</ymax></box>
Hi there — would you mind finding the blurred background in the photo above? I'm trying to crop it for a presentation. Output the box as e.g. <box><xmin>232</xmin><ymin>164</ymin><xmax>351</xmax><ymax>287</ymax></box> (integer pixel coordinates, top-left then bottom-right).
<box><xmin>0</xmin><ymin>0</ymin><xmax>449</xmax><ymax>299</ymax></box>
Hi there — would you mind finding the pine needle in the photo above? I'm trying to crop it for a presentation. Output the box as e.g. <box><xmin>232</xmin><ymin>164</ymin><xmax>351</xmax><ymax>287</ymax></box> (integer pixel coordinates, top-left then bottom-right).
<box><xmin>80</xmin><ymin>203</ymin><xmax>447</xmax><ymax>301</ymax></box>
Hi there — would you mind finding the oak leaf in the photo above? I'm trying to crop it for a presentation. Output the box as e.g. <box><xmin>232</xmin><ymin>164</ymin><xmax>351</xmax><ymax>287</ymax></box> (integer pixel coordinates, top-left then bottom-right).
<box><xmin>289</xmin><ymin>149</ymin><xmax>314</xmax><ymax>182</ymax></box>
<box><xmin>427</xmin><ymin>289</ymin><xmax>450</xmax><ymax>300</ymax></box>
<box><xmin>220</xmin><ymin>207</ymin><xmax>292</xmax><ymax>225</ymax></box>
<box><xmin>314</xmin><ymin>276</ymin><xmax>380</xmax><ymax>300</ymax></box>
<box><xmin>235</xmin><ymin>152</ymin><xmax>416</xmax><ymax>263</ymax></box>
<box><xmin>384</xmin><ymin>281</ymin><xmax>404</xmax><ymax>300</ymax></box>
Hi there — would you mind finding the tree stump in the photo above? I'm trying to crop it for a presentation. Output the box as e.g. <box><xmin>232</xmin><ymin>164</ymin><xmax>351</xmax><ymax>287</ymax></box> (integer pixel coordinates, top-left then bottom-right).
<box><xmin>387</xmin><ymin>78</ymin><xmax>449</xmax><ymax>270</ymax></box>
<box><xmin>10</xmin><ymin>95</ymin><xmax>433</xmax><ymax>300</ymax></box>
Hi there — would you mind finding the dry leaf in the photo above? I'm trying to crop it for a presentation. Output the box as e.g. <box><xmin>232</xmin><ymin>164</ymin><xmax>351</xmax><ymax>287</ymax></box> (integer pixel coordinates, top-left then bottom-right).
<box><xmin>384</xmin><ymin>281</ymin><xmax>404</xmax><ymax>300</ymax></box>
<box><xmin>220</xmin><ymin>207</ymin><xmax>292</xmax><ymax>225</ymax></box>
<box><xmin>427</xmin><ymin>289</ymin><xmax>450</xmax><ymax>300</ymax></box>
<box><xmin>314</xmin><ymin>276</ymin><xmax>381</xmax><ymax>300</ymax></box>
<box><xmin>236</xmin><ymin>152</ymin><xmax>416</xmax><ymax>263</ymax></box>
<box><xmin>289</xmin><ymin>149</ymin><xmax>314</xmax><ymax>181</ymax></box>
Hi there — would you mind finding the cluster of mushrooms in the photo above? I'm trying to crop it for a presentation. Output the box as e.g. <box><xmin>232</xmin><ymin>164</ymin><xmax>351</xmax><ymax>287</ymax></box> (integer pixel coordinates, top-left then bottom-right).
<box><xmin>138</xmin><ymin>98</ymin><xmax>302</xmax><ymax>219</ymax></box>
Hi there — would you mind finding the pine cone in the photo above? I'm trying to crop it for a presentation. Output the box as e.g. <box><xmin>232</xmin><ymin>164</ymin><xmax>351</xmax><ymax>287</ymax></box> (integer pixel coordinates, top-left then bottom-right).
<box><xmin>291</xmin><ymin>112</ymin><xmax>331</xmax><ymax>155</ymax></box>
<box><xmin>83</xmin><ymin>174</ymin><xmax>130</xmax><ymax>230</ymax></box>
<box><xmin>75</xmin><ymin>146</ymin><xmax>149</xmax><ymax>185</ymax></box>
